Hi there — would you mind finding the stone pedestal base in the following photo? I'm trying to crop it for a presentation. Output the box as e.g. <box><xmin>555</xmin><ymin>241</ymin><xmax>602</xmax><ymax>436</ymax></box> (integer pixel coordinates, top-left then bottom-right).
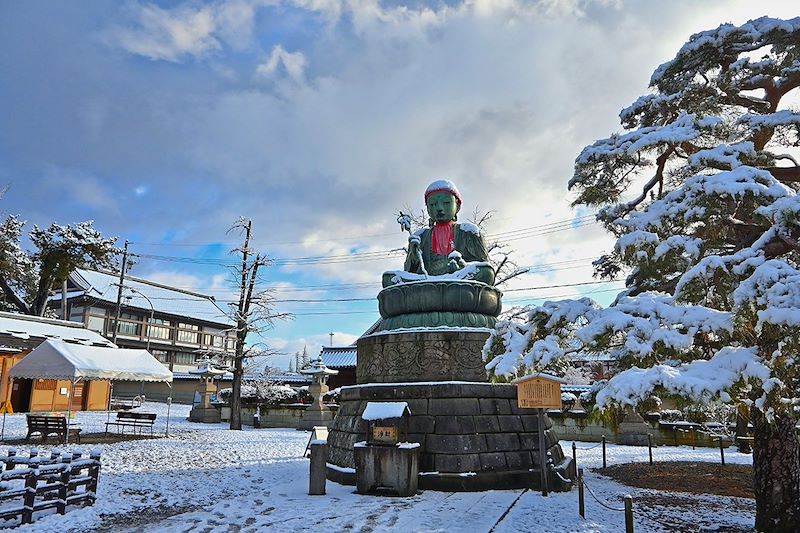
<box><xmin>299</xmin><ymin>409</ymin><xmax>336</xmax><ymax>430</ymax></box>
<box><xmin>327</xmin><ymin>382</ymin><xmax>574</xmax><ymax>492</ymax></box>
<box><xmin>189</xmin><ymin>406</ymin><xmax>221</xmax><ymax>423</ymax></box>
<box><xmin>355</xmin><ymin>443</ymin><xmax>420</xmax><ymax>497</ymax></box>
<box><xmin>357</xmin><ymin>330</ymin><xmax>490</xmax><ymax>383</ymax></box>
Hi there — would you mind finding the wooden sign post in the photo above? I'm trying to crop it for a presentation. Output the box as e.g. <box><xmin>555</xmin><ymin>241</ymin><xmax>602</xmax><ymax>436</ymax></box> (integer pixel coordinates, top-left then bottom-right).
<box><xmin>513</xmin><ymin>374</ymin><xmax>565</xmax><ymax>497</ymax></box>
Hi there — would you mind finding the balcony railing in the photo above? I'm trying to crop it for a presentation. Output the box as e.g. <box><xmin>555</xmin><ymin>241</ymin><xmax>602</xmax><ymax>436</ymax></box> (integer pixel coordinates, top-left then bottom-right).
<box><xmin>91</xmin><ymin>314</ymin><xmax>235</xmax><ymax>352</ymax></box>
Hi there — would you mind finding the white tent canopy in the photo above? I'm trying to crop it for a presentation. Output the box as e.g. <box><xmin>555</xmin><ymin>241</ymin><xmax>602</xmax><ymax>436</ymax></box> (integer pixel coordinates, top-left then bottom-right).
<box><xmin>8</xmin><ymin>339</ymin><xmax>173</xmax><ymax>382</ymax></box>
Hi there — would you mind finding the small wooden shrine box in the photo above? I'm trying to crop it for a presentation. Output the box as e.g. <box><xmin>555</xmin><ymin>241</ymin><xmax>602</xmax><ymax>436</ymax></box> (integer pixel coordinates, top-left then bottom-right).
<box><xmin>361</xmin><ymin>401</ymin><xmax>411</xmax><ymax>446</ymax></box>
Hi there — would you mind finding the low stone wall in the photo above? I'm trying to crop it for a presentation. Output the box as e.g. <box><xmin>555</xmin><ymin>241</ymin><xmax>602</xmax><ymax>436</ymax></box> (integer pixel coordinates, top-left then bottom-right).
<box><xmin>327</xmin><ymin>382</ymin><xmax>574</xmax><ymax>492</ymax></box>
<box><xmin>239</xmin><ymin>404</ymin><xmax>338</xmax><ymax>428</ymax></box>
<box><xmin>548</xmin><ymin>411</ymin><xmax>733</xmax><ymax>447</ymax></box>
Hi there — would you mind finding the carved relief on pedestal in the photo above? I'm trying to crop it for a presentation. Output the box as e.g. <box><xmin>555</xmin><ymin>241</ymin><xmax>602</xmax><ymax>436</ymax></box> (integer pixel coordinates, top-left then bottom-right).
<box><xmin>357</xmin><ymin>331</ymin><xmax>489</xmax><ymax>383</ymax></box>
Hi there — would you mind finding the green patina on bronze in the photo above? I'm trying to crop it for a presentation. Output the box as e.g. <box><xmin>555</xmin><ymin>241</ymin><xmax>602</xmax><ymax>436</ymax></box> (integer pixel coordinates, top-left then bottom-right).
<box><xmin>378</xmin><ymin>182</ymin><xmax>502</xmax><ymax>330</ymax></box>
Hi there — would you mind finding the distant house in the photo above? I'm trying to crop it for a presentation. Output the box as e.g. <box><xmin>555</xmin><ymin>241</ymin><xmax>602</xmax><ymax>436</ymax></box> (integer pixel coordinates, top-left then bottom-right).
<box><xmin>317</xmin><ymin>320</ymin><xmax>381</xmax><ymax>389</ymax></box>
<box><xmin>49</xmin><ymin>268</ymin><xmax>238</xmax><ymax>403</ymax></box>
<box><xmin>0</xmin><ymin>311</ymin><xmax>115</xmax><ymax>412</ymax></box>
<box><xmin>320</xmin><ymin>346</ymin><xmax>357</xmax><ymax>389</ymax></box>
<box><xmin>51</xmin><ymin>269</ymin><xmax>237</xmax><ymax>373</ymax></box>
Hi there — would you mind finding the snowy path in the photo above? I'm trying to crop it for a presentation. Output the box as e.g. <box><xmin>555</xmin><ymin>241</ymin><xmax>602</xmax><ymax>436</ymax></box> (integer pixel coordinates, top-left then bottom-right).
<box><xmin>0</xmin><ymin>403</ymin><xmax>755</xmax><ymax>532</ymax></box>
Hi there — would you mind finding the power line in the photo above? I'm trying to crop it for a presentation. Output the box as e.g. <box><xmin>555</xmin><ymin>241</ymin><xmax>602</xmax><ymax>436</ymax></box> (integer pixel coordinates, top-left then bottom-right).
<box><xmin>284</xmin><ymin>285</ymin><xmax>627</xmax><ymax>316</ymax></box>
<box><xmin>128</xmin><ymin>214</ymin><xmax>597</xmax><ymax>249</ymax></box>
<box><xmin>130</xmin><ymin>256</ymin><xmax>599</xmax><ymax>293</ymax></box>
<box><xmin>136</xmin><ymin>279</ymin><xmax>622</xmax><ymax>304</ymax></box>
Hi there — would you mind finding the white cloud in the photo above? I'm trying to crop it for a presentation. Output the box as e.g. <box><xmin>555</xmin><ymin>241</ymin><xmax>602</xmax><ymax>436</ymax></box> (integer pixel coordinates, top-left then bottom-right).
<box><xmin>255</xmin><ymin>45</ymin><xmax>308</xmax><ymax>82</ymax></box>
<box><xmin>110</xmin><ymin>0</ymin><xmax>262</xmax><ymax>61</ymax></box>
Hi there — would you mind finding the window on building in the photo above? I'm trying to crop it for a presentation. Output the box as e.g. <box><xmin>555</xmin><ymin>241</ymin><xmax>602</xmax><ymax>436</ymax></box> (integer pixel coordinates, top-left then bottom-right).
<box><xmin>148</xmin><ymin>318</ymin><xmax>171</xmax><ymax>340</ymax></box>
<box><xmin>68</xmin><ymin>306</ymin><xmax>84</xmax><ymax>323</ymax></box>
<box><xmin>117</xmin><ymin>312</ymin><xmax>141</xmax><ymax>336</ymax></box>
<box><xmin>174</xmin><ymin>352</ymin><xmax>199</xmax><ymax>365</ymax></box>
<box><xmin>176</xmin><ymin>323</ymin><xmax>199</xmax><ymax>344</ymax></box>
<box><xmin>151</xmin><ymin>350</ymin><xmax>170</xmax><ymax>364</ymax></box>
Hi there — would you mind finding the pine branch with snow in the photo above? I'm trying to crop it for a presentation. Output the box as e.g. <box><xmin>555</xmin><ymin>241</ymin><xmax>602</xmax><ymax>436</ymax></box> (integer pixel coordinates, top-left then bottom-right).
<box><xmin>488</xmin><ymin>17</ymin><xmax>800</xmax><ymax>531</ymax></box>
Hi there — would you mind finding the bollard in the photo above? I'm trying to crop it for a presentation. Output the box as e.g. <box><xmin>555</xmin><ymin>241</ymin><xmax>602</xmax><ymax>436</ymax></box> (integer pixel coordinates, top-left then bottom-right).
<box><xmin>309</xmin><ymin>441</ymin><xmax>327</xmax><ymax>495</ymax></box>
<box><xmin>624</xmin><ymin>495</ymin><xmax>634</xmax><ymax>533</ymax></box>
<box><xmin>718</xmin><ymin>437</ymin><xmax>725</xmax><ymax>466</ymax></box>
<box><xmin>572</xmin><ymin>442</ymin><xmax>577</xmax><ymax>479</ymax></box>
<box><xmin>601</xmin><ymin>435</ymin><xmax>607</xmax><ymax>470</ymax></box>
<box><xmin>577</xmin><ymin>468</ymin><xmax>585</xmax><ymax>518</ymax></box>
<box><xmin>691</xmin><ymin>427</ymin><xmax>696</xmax><ymax>450</ymax></box>
<box><xmin>647</xmin><ymin>434</ymin><xmax>653</xmax><ymax>465</ymax></box>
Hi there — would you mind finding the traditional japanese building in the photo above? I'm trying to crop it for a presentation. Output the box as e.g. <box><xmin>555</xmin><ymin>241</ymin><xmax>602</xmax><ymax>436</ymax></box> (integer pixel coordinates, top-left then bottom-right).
<box><xmin>49</xmin><ymin>268</ymin><xmax>237</xmax><ymax>402</ymax></box>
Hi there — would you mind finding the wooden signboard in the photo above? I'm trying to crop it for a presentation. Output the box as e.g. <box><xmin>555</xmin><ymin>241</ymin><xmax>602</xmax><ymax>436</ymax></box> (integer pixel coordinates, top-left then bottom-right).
<box><xmin>371</xmin><ymin>426</ymin><xmax>399</xmax><ymax>445</ymax></box>
<box><xmin>515</xmin><ymin>375</ymin><xmax>562</xmax><ymax>410</ymax></box>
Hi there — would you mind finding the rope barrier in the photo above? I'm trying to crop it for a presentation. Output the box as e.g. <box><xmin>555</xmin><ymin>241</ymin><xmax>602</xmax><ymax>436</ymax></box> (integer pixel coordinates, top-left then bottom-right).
<box><xmin>581</xmin><ymin>477</ymin><xmax>626</xmax><ymax>512</ymax></box>
<box><xmin>554</xmin><ymin>471</ymin><xmax>573</xmax><ymax>485</ymax></box>
<box><xmin>573</xmin><ymin>442</ymin><xmax>603</xmax><ymax>450</ymax></box>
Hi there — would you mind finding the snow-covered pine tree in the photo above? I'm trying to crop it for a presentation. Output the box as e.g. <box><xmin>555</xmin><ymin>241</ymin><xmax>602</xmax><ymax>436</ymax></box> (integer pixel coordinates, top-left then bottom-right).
<box><xmin>0</xmin><ymin>217</ymin><xmax>118</xmax><ymax>316</ymax></box>
<box><xmin>301</xmin><ymin>345</ymin><xmax>309</xmax><ymax>369</ymax></box>
<box><xmin>483</xmin><ymin>17</ymin><xmax>800</xmax><ymax>532</ymax></box>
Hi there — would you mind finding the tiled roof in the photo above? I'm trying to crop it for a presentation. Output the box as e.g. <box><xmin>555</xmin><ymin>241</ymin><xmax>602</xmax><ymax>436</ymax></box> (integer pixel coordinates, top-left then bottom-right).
<box><xmin>0</xmin><ymin>311</ymin><xmax>115</xmax><ymax>348</ymax></box>
<box><xmin>320</xmin><ymin>347</ymin><xmax>357</xmax><ymax>369</ymax></box>
<box><xmin>61</xmin><ymin>269</ymin><xmax>234</xmax><ymax>327</ymax></box>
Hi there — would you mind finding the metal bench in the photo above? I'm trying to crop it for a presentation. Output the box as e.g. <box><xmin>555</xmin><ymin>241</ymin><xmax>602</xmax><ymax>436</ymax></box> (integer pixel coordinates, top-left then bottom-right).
<box><xmin>109</xmin><ymin>394</ymin><xmax>145</xmax><ymax>411</ymax></box>
<box><xmin>104</xmin><ymin>412</ymin><xmax>157</xmax><ymax>435</ymax></box>
<box><xmin>25</xmin><ymin>415</ymin><xmax>81</xmax><ymax>444</ymax></box>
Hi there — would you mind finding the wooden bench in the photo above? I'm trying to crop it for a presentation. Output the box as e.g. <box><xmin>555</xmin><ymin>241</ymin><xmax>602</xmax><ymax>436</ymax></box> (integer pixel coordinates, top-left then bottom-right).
<box><xmin>104</xmin><ymin>412</ymin><xmax>157</xmax><ymax>435</ymax></box>
<box><xmin>25</xmin><ymin>415</ymin><xmax>81</xmax><ymax>445</ymax></box>
<box><xmin>110</xmin><ymin>394</ymin><xmax>145</xmax><ymax>411</ymax></box>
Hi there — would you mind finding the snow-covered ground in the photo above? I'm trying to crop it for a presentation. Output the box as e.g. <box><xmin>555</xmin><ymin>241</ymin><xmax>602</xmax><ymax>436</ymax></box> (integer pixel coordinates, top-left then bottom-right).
<box><xmin>0</xmin><ymin>402</ymin><xmax>755</xmax><ymax>532</ymax></box>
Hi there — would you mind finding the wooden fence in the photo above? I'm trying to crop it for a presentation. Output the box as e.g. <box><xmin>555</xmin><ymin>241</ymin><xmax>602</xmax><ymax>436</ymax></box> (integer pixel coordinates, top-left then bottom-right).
<box><xmin>0</xmin><ymin>449</ymin><xmax>100</xmax><ymax>526</ymax></box>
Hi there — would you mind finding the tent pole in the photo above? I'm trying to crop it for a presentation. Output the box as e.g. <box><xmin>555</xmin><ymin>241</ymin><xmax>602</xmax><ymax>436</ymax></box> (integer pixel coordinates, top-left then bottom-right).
<box><xmin>65</xmin><ymin>378</ymin><xmax>77</xmax><ymax>444</ymax></box>
<box><xmin>1</xmin><ymin>377</ymin><xmax>10</xmax><ymax>442</ymax></box>
<box><xmin>107</xmin><ymin>381</ymin><xmax>114</xmax><ymax>425</ymax></box>
<box><xmin>165</xmin><ymin>383</ymin><xmax>172</xmax><ymax>437</ymax></box>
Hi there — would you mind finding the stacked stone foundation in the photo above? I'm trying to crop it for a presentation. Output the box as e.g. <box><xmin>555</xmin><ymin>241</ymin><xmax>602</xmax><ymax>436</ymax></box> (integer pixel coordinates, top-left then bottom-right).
<box><xmin>327</xmin><ymin>382</ymin><xmax>574</xmax><ymax>492</ymax></box>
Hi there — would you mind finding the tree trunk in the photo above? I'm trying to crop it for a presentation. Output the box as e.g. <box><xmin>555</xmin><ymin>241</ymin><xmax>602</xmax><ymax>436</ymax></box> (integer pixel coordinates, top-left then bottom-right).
<box><xmin>752</xmin><ymin>408</ymin><xmax>800</xmax><ymax>532</ymax></box>
<box><xmin>229</xmin><ymin>324</ymin><xmax>245</xmax><ymax>431</ymax></box>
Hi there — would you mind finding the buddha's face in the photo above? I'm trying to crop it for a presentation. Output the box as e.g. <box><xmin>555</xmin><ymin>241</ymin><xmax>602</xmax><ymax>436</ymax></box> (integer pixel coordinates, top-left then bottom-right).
<box><xmin>427</xmin><ymin>192</ymin><xmax>459</xmax><ymax>223</ymax></box>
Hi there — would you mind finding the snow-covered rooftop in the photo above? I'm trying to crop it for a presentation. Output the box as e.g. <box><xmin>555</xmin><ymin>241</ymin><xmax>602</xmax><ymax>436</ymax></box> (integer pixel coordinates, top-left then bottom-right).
<box><xmin>0</xmin><ymin>311</ymin><xmax>115</xmax><ymax>347</ymax></box>
<box><xmin>9</xmin><ymin>339</ymin><xmax>173</xmax><ymax>382</ymax></box>
<box><xmin>60</xmin><ymin>269</ymin><xmax>234</xmax><ymax>327</ymax></box>
<box><xmin>320</xmin><ymin>346</ymin><xmax>357</xmax><ymax>368</ymax></box>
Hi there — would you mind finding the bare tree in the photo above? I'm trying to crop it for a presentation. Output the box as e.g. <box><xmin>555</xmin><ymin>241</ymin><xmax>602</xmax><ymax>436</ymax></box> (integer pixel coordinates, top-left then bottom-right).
<box><xmin>224</xmin><ymin>218</ymin><xmax>291</xmax><ymax>430</ymax></box>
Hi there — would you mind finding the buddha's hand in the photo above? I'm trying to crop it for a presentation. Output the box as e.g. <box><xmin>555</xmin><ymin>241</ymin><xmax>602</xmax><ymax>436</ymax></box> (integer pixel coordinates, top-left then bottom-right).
<box><xmin>408</xmin><ymin>234</ymin><xmax>421</xmax><ymax>252</ymax></box>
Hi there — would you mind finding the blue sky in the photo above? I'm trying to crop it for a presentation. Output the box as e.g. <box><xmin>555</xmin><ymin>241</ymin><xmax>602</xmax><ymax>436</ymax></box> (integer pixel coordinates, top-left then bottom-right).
<box><xmin>1</xmin><ymin>0</ymin><xmax>796</xmax><ymax>368</ymax></box>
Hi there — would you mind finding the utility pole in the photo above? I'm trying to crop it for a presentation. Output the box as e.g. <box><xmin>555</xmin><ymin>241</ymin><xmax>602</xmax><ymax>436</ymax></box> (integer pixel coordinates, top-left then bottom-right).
<box><xmin>231</xmin><ymin>220</ymin><xmax>253</xmax><ymax>431</ymax></box>
<box><xmin>61</xmin><ymin>279</ymin><xmax>68</xmax><ymax>320</ymax></box>
<box><xmin>111</xmin><ymin>240</ymin><xmax>129</xmax><ymax>345</ymax></box>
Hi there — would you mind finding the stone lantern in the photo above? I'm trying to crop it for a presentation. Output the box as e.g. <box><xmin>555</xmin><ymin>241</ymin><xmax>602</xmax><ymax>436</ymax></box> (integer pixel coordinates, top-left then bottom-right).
<box><xmin>298</xmin><ymin>357</ymin><xmax>338</xmax><ymax>430</ymax></box>
<box><xmin>188</xmin><ymin>360</ymin><xmax>227</xmax><ymax>423</ymax></box>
